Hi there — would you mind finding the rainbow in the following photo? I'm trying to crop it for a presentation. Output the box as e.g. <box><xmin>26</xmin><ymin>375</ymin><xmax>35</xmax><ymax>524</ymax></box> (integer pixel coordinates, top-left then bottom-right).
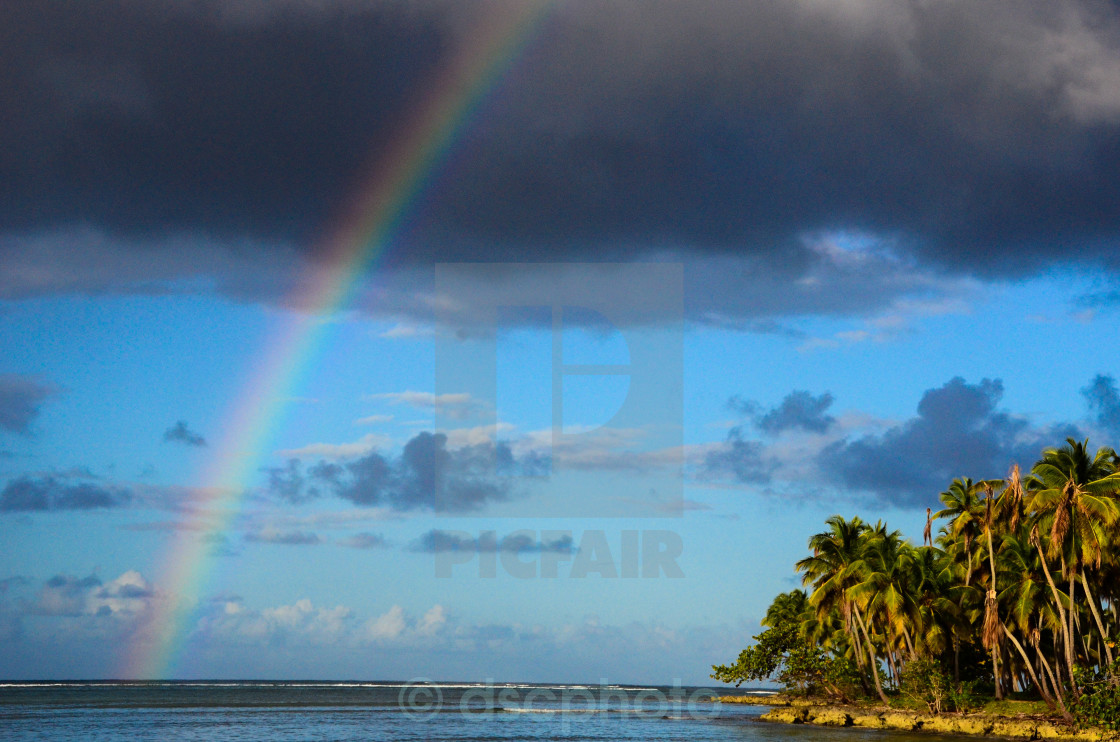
<box><xmin>124</xmin><ymin>1</ymin><xmax>551</xmax><ymax>679</ymax></box>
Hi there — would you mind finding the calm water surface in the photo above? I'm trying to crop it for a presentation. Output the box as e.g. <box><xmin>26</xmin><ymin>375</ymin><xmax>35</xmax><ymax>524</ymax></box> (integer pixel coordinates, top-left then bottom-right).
<box><xmin>0</xmin><ymin>681</ymin><xmax>969</xmax><ymax>741</ymax></box>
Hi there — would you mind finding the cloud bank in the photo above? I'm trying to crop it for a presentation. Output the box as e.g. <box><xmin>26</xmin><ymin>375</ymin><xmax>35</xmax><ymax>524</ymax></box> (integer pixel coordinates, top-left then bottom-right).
<box><xmin>704</xmin><ymin>377</ymin><xmax>1088</xmax><ymax>507</ymax></box>
<box><xmin>5</xmin><ymin>1</ymin><xmax>1120</xmax><ymax>325</ymax></box>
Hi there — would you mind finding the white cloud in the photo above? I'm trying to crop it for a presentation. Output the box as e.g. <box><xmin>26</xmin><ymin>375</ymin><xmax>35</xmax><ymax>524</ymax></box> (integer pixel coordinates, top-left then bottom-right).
<box><xmin>275</xmin><ymin>432</ymin><xmax>391</xmax><ymax>459</ymax></box>
<box><xmin>353</xmin><ymin>414</ymin><xmax>393</xmax><ymax>426</ymax></box>
<box><xmin>378</xmin><ymin>323</ymin><xmax>433</xmax><ymax>339</ymax></box>
<box><xmin>30</xmin><ymin>570</ymin><xmax>160</xmax><ymax>619</ymax></box>
<box><xmin>365</xmin><ymin>604</ymin><xmax>407</xmax><ymax>641</ymax></box>
<box><xmin>89</xmin><ymin>571</ymin><xmax>155</xmax><ymax>615</ymax></box>
<box><xmin>416</xmin><ymin>604</ymin><xmax>447</xmax><ymax>636</ymax></box>
<box><xmin>365</xmin><ymin>391</ymin><xmax>485</xmax><ymax>420</ymax></box>
<box><xmin>797</xmin><ymin>291</ymin><xmax>975</xmax><ymax>352</ymax></box>
<box><xmin>513</xmin><ymin>425</ymin><xmax>682</xmax><ymax>472</ymax></box>
<box><xmin>4</xmin><ymin>572</ymin><xmax>753</xmax><ymax>683</ymax></box>
<box><xmin>197</xmin><ymin>597</ymin><xmax>353</xmax><ymax>646</ymax></box>
<box><xmin>442</xmin><ymin>422</ymin><xmax>515</xmax><ymax>447</ymax></box>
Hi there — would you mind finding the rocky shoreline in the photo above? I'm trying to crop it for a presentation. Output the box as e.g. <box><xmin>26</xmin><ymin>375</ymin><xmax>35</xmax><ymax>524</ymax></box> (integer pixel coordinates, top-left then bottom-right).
<box><xmin>717</xmin><ymin>696</ymin><xmax>1117</xmax><ymax>741</ymax></box>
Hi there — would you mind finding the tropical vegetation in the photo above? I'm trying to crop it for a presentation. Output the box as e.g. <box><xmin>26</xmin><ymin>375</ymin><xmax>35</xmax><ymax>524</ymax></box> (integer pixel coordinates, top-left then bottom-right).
<box><xmin>713</xmin><ymin>438</ymin><xmax>1120</xmax><ymax>726</ymax></box>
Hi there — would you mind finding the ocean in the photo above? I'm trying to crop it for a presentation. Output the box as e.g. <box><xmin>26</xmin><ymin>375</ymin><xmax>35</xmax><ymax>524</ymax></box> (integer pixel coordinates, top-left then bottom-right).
<box><xmin>0</xmin><ymin>681</ymin><xmax>952</xmax><ymax>741</ymax></box>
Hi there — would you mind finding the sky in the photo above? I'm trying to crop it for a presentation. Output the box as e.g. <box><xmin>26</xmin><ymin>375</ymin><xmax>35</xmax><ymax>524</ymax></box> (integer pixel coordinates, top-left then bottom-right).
<box><xmin>2</xmin><ymin>0</ymin><xmax>1120</xmax><ymax>685</ymax></box>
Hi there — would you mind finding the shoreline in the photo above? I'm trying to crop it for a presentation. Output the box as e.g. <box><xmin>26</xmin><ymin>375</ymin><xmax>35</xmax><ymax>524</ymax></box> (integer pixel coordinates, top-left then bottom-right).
<box><xmin>716</xmin><ymin>696</ymin><xmax>1118</xmax><ymax>741</ymax></box>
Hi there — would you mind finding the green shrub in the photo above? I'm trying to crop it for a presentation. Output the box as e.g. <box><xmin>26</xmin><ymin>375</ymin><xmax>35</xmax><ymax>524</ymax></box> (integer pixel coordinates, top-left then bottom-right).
<box><xmin>899</xmin><ymin>658</ymin><xmax>980</xmax><ymax>713</ymax></box>
<box><xmin>711</xmin><ymin>621</ymin><xmax>867</xmax><ymax>700</ymax></box>
<box><xmin>947</xmin><ymin>679</ymin><xmax>982</xmax><ymax>713</ymax></box>
<box><xmin>1074</xmin><ymin>660</ymin><xmax>1120</xmax><ymax>730</ymax></box>
<box><xmin>900</xmin><ymin>658</ymin><xmax>953</xmax><ymax>714</ymax></box>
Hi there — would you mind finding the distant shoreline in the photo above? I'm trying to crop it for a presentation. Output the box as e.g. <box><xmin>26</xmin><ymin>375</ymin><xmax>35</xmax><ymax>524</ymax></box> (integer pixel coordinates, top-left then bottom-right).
<box><xmin>717</xmin><ymin>695</ymin><xmax>1117</xmax><ymax>741</ymax></box>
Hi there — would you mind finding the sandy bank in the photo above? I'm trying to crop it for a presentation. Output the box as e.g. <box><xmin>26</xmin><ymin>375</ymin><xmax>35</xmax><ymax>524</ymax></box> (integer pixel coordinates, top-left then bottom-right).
<box><xmin>716</xmin><ymin>696</ymin><xmax>1118</xmax><ymax>741</ymax></box>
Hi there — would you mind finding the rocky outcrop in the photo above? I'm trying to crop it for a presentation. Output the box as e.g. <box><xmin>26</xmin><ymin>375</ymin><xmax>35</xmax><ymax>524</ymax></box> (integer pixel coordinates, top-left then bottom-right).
<box><xmin>753</xmin><ymin>702</ymin><xmax>1118</xmax><ymax>741</ymax></box>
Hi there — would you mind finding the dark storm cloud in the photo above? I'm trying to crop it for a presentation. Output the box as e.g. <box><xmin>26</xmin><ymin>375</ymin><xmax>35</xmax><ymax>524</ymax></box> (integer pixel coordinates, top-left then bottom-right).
<box><xmin>0</xmin><ymin>375</ymin><xmax>55</xmax><ymax>435</ymax></box>
<box><xmin>0</xmin><ymin>0</ymin><xmax>446</xmax><ymax>244</ymax></box>
<box><xmin>0</xmin><ymin>476</ymin><xmax>132</xmax><ymax>511</ymax></box>
<box><xmin>820</xmin><ymin>377</ymin><xmax>1078</xmax><ymax>505</ymax></box>
<box><xmin>5</xmin><ymin>1</ymin><xmax>1120</xmax><ymax>315</ymax></box>
<box><xmin>270</xmin><ymin>431</ymin><xmax>523</xmax><ymax>512</ymax></box>
<box><xmin>746</xmin><ymin>390</ymin><xmax>836</xmax><ymax>435</ymax></box>
<box><xmin>163</xmin><ymin>420</ymin><xmax>206</xmax><ymax>447</ymax></box>
<box><xmin>409</xmin><ymin>529</ymin><xmax>576</xmax><ymax>554</ymax></box>
<box><xmin>1082</xmin><ymin>374</ymin><xmax>1120</xmax><ymax>439</ymax></box>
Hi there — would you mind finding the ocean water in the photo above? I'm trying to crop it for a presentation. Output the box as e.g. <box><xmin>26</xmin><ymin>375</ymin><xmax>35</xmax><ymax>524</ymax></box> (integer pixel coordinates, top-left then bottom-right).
<box><xmin>0</xmin><ymin>681</ymin><xmax>956</xmax><ymax>741</ymax></box>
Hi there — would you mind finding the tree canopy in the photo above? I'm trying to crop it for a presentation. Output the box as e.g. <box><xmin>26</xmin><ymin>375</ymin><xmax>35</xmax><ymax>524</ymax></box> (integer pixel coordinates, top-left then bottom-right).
<box><xmin>714</xmin><ymin>438</ymin><xmax>1120</xmax><ymax>725</ymax></box>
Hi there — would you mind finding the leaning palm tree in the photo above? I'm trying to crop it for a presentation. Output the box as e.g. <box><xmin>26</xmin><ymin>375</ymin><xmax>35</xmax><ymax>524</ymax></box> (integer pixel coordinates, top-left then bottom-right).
<box><xmin>996</xmin><ymin>525</ymin><xmax>1072</xmax><ymax>719</ymax></box>
<box><xmin>848</xmin><ymin>524</ymin><xmax>920</xmax><ymax>680</ymax></box>
<box><xmin>1027</xmin><ymin>522</ymin><xmax>1075</xmax><ymax>692</ymax></box>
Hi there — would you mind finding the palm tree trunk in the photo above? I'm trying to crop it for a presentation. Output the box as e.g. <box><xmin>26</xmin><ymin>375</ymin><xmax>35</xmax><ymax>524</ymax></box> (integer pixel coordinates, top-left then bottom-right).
<box><xmin>846</xmin><ymin>608</ymin><xmax>871</xmax><ymax>695</ymax></box>
<box><xmin>953</xmin><ymin>634</ymin><xmax>961</xmax><ymax>683</ymax></box>
<box><xmin>1037</xmin><ymin>640</ymin><xmax>1065</xmax><ymax>708</ymax></box>
<box><xmin>957</xmin><ymin>550</ymin><xmax>973</xmax><ymax>685</ymax></box>
<box><xmin>853</xmin><ymin>605</ymin><xmax>889</xmax><ymax>704</ymax></box>
<box><xmin>1082</xmin><ymin>572</ymin><xmax>1115</xmax><ymax>668</ymax></box>
<box><xmin>846</xmin><ymin>609</ymin><xmax>866</xmax><ymax>672</ymax></box>
<box><xmin>1034</xmin><ymin>538</ymin><xmax>1076</xmax><ymax>693</ymax></box>
<box><xmin>901</xmin><ymin>624</ymin><xmax>917</xmax><ymax>661</ymax></box>
<box><xmin>985</xmin><ymin>525</ymin><xmax>1002</xmax><ymax>699</ymax></box>
<box><xmin>991</xmin><ymin>645</ymin><xmax>1003</xmax><ymax>699</ymax></box>
<box><xmin>1069</xmin><ymin>570</ymin><xmax>1079</xmax><ymax>692</ymax></box>
<box><xmin>1004</xmin><ymin>626</ymin><xmax>1061</xmax><ymax>714</ymax></box>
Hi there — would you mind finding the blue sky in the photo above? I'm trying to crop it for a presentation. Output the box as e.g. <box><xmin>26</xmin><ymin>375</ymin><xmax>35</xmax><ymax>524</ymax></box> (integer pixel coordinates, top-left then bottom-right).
<box><xmin>3</xmin><ymin>1</ymin><xmax>1120</xmax><ymax>685</ymax></box>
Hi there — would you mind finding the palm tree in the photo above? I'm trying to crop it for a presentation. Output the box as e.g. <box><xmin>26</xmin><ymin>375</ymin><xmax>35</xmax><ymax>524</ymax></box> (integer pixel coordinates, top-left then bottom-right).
<box><xmin>908</xmin><ymin>543</ymin><xmax>961</xmax><ymax>669</ymax></box>
<box><xmin>996</xmin><ymin>525</ymin><xmax>1071</xmax><ymax>719</ymax></box>
<box><xmin>764</xmin><ymin>589</ymin><xmax>809</xmax><ymax>628</ymax></box>
<box><xmin>980</xmin><ymin>479</ymin><xmax>1007</xmax><ymax>699</ymax></box>
<box><xmin>796</xmin><ymin>516</ymin><xmax>889</xmax><ymax>703</ymax></box>
<box><xmin>936</xmin><ymin>477</ymin><xmax>987</xmax><ymax>683</ymax></box>
<box><xmin>936</xmin><ymin>478</ymin><xmax>986</xmax><ymax>588</ymax></box>
<box><xmin>1029</xmin><ymin>438</ymin><xmax>1120</xmax><ymax>689</ymax></box>
<box><xmin>848</xmin><ymin>524</ymin><xmax>920</xmax><ymax>680</ymax></box>
<box><xmin>718</xmin><ymin>439</ymin><xmax>1120</xmax><ymax>707</ymax></box>
<box><xmin>1027</xmin><ymin>522</ymin><xmax>1075</xmax><ymax>692</ymax></box>
<box><xmin>997</xmin><ymin>464</ymin><xmax>1027</xmax><ymax>532</ymax></box>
